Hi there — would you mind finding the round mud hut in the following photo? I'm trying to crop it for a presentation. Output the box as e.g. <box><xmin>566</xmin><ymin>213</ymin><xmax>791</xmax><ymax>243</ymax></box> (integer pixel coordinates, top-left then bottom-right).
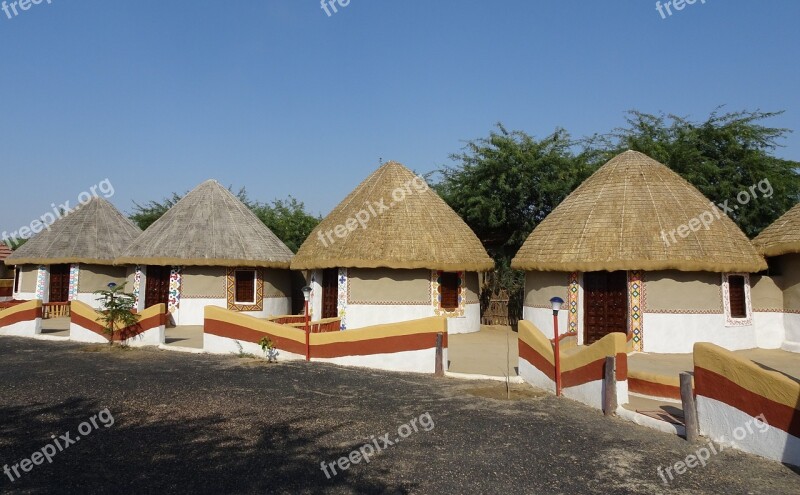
<box><xmin>115</xmin><ymin>180</ymin><xmax>294</xmax><ymax>325</ymax></box>
<box><xmin>511</xmin><ymin>150</ymin><xmax>769</xmax><ymax>353</ymax></box>
<box><xmin>291</xmin><ymin>161</ymin><xmax>494</xmax><ymax>334</ymax></box>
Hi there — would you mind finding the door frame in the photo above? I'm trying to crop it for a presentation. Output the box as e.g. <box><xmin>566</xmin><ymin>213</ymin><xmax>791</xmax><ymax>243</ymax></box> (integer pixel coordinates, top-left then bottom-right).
<box><xmin>581</xmin><ymin>270</ymin><xmax>630</xmax><ymax>346</ymax></box>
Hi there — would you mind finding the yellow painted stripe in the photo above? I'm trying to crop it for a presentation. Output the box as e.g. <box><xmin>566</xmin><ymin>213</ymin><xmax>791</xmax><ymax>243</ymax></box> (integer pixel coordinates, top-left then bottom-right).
<box><xmin>205</xmin><ymin>306</ymin><xmax>306</xmax><ymax>344</ymax></box>
<box><xmin>518</xmin><ymin>321</ymin><xmax>627</xmax><ymax>373</ymax></box>
<box><xmin>519</xmin><ymin>321</ymin><xmax>555</xmax><ymax>366</ymax></box>
<box><xmin>0</xmin><ymin>299</ymin><xmax>42</xmax><ymax>319</ymax></box>
<box><xmin>694</xmin><ymin>343</ymin><xmax>800</xmax><ymax>410</ymax></box>
<box><xmin>311</xmin><ymin>317</ymin><xmax>446</xmax><ymax>345</ymax></box>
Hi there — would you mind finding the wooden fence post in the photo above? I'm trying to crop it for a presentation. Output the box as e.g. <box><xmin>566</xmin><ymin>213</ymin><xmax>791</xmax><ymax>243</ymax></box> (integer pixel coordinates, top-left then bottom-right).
<box><xmin>435</xmin><ymin>332</ymin><xmax>444</xmax><ymax>377</ymax></box>
<box><xmin>681</xmin><ymin>372</ymin><xmax>698</xmax><ymax>441</ymax></box>
<box><xmin>603</xmin><ymin>356</ymin><xmax>617</xmax><ymax>416</ymax></box>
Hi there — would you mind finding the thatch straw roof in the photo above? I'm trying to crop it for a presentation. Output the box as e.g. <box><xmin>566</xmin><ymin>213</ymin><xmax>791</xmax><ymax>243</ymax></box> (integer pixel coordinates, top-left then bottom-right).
<box><xmin>116</xmin><ymin>180</ymin><xmax>293</xmax><ymax>268</ymax></box>
<box><xmin>291</xmin><ymin>161</ymin><xmax>494</xmax><ymax>272</ymax></box>
<box><xmin>752</xmin><ymin>203</ymin><xmax>800</xmax><ymax>257</ymax></box>
<box><xmin>5</xmin><ymin>198</ymin><xmax>142</xmax><ymax>266</ymax></box>
<box><xmin>511</xmin><ymin>151</ymin><xmax>766</xmax><ymax>273</ymax></box>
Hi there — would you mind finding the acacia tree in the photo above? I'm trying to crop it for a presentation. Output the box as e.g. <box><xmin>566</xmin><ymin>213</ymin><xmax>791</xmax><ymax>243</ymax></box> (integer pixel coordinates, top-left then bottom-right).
<box><xmin>586</xmin><ymin>109</ymin><xmax>800</xmax><ymax>237</ymax></box>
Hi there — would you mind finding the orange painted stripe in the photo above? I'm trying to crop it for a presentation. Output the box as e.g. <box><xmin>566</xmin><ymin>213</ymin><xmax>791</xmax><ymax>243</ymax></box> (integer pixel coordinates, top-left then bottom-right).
<box><xmin>629</xmin><ymin>377</ymin><xmax>681</xmax><ymax>400</ymax></box>
<box><xmin>519</xmin><ymin>339</ymin><xmax>627</xmax><ymax>388</ymax></box>
<box><xmin>313</xmin><ymin>332</ymin><xmax>446</xmax><ymax>358</ymax></box>
<box><xmin>519</xmin><ymin>338</ymin><xmax>555</xmax><ymax>378</ymax></box>
<box><xmin>0</xmin><ymin>307</ymin><xmax>41</xmax><ymax>328</ymax></box>
<box><xmin>72</xmin><ymin>311</ymin><xmax>164</xmax><ymax>342</ymax></box>
<box><xmin>695</xmin><ymin>366</ymin><xmax>800</xmax><ymax>438</ymax></box>
<box><xmin>205</xmin><ymin>318</ymin><xmax>307</xmax><ymax>356</ymax></box>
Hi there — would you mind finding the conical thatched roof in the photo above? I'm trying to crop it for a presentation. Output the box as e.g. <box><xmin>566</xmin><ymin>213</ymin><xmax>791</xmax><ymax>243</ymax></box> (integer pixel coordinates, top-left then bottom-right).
<box><xmin>5</xmin><ymin>198</ymin><xmax>142</xmax><ymax>266</ymax></box>
<box><xmin>511</xmin><ymin>151</ymin><xmax>766</xmax><ymax>273</ymax></box>
<box><xmin>291</xmin><ymin>161</ymin><xmax>494</xmax><ymax>272</ymax></box>
<box><xmin>752</xmin><ymin>203</ymin><xmax>800</xmax><ymax>257</ymax></box>
<box><xmin>116</xmin><ymin>180</ymin><xmax>293</xmax><ymax>268</ymax></box>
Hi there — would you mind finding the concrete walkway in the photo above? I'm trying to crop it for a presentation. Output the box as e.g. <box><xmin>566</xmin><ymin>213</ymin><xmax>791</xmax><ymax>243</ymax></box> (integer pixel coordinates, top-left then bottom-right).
<box><xmin>40</xmin><ymin>317</ymin><xmax>70</xmax><ymax>337</ymax></box>
<box><xmin>447</xmin><ymin>325</ymin><xmax>518</xmax><ymax>378</ymax></box>
<box><xmin>164</xmin><ymin>326</ymin><xmax>204</xmax><ymax>349</ymax></box>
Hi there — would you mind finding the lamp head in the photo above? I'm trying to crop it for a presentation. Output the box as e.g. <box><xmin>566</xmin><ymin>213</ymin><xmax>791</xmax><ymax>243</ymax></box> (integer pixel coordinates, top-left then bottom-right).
<box><xmin>301</xmin><ymin>285</ymin><xmax>312</xmax><ymax>302</ymax></box>
<box><xmin>550</xmin><ymin>296</ymin><xmax>564</xmax><ymax>311</ymax></box>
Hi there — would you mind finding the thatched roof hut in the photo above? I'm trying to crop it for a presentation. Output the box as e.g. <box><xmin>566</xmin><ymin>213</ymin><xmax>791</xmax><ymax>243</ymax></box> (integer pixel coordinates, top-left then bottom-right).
<box><xmin>117</xmin><ymin>180</ymin><xmax>293</xmax><ymax>268</ymax></box>
<box><xmin>511</xmin><ymin>150</ymin><xmax>766</xmax><ymax>273</ymax></box>
<box><xmin>291</xmin><ymin>161</ymin><xmax>493</xmax><ymax>272</ymax></box>
<box><xmin>5</xmin><ymin>197</ymin><xmax>141</xmax><ymax>266</ymax></box>
<box><xmin>752</xmin><ymin>203</ymin><xmax>800</xmax><ymax>257</ymax></box>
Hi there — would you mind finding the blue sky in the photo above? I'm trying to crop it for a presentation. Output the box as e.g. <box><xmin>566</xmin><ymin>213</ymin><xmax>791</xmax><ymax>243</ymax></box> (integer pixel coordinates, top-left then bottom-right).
<box><xmin>1</xmin><ymin>0</ymin><xmax>798</xmax><ymax>236</ymax></box>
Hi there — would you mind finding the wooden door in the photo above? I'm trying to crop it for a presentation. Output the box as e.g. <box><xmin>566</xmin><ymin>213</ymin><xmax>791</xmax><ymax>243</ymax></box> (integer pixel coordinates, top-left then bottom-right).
<box><xmin>48</xmin><ymin>264</ymin><xmax>70</xmax><ymax>303</ymax></box>
<box><xmin>145</xmin><ymin>266</ymin><xmax>171</xmax><ymax>310</ymax></box>
<box><xmin>321</xmin><ymin>268</ymin><xmax>338</xmax><ymax>319</ymax></box>
<box><xmin>583</xmin><ymin>271</ymin><xmax>628</xmax><ymax>345</ymax></box>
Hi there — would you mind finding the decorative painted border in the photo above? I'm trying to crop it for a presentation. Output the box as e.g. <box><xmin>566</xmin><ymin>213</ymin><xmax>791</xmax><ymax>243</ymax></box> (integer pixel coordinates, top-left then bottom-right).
<box><xmin>68</xmin><ymin>264</ymin><xmax>80</xmax><ymax>301</ymax></box>
<box><xmin>568</xmin><ymin>271</ymin><xmax>579</xmax><ymax>334</ymax></box>
<box><xmin>132</xmin><ymin>265</ymin><xmax>142</xmax><ymax>309</ymax></box>
<box><xmin>309</xmin><ymin>271</ymin><xmax>317</xmax><ymax>320</ymax></box>
<box><xmin>628</xmin><ymin>270</ymin><xmax>643</xmax><ymax>352</ymax></box>
<box><xmin>432</xmin><ymin>270</ymin><xmax>465</xmax><ymax>317</ymax></box>
<box><xmin>35</xmin><ymin>265</ymin><xmax>46</xmax><ymax>300</ymax></box>
<box><xmin>168</xmin><ymin>267</ymin><xmax>182</xmax><ymax>314</ymax></box>
<box><xmin>722</xmin><ymin>273</ymin><xmax>753</xmax><ymax>327</ymax></box>
<box><xmin>226</xmin><ymin>268</ymin><xmax>264</xmax><ymax>312</ymax></box>
<box><xmin>337</xmin><ymin>268</ymin><xmax>348</xmax><ymax>330</ymax></box>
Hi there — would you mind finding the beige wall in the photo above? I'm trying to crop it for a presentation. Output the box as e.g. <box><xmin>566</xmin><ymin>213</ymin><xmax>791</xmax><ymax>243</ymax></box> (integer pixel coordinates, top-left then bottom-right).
<box><xmin>349</xmin><ymin>268</ymin><xmax>431</xmax><ymax>304</ymax></box>
<box><xmin>524</xmin><ymin>271</ymin><xmax>569</xmax><ymax>307</ymax></box>
<box><xmin>19</xmin><ymin>265</ymin><xmax>38</xmax><ymax>293</ymax></box>
<box><xmin>779</xmin><ymin>254</ymin><xmax>800</xmax><ymax>311</ymax></box>
<box><xmin>644</xmin><ymin>271</ymin><xmax>722</xmax><ymax>312</ymax></box>
<box><xmin>263</xmin><ymin>269</ymin><xmax>291</xmax><ymax>298</ymax></box>
<box><xmin>182</xmin><ymin>266</ymin><xmax>226</xmax><ymax>298</ymax></box>
<box><xmin>78</xmin><ymin>265</ymin><xmax>128</xmax><ymax>293</ymax></box>
<box><xmin>750</xmin><ymin>274</ymin><xmax>783</xmax><ymax>311</ymax></box>
<box><xmin>464</xmin><ymin>272</ymin><xmax>480</xmax><ymax>304</ymax></box>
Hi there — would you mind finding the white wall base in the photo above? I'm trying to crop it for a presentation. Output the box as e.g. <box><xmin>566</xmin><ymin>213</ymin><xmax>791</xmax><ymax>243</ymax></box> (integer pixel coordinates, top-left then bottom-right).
<box><xmin>697</xmin><ymin>396</ymin><xmax>800</xmax><ymax>466</ymax></box>
<box><xmin>643</xmin><ymin>313</ymin><xmax>756</xmax><ymax>353</ymax></box>
<box><xmin>446</xmin><ymin>303</ymin><xmax>481</xmax><ymax>334</ymax></box>
<box><xmin>177</xmin><ymin>297</ymin><xmax>291</xmax><ymax>326</ymax></box>
<box><xmin>519</xmin><ymin>357</ymin><xmax>555</xmax><ymax>394</ymax></box>
<box><xmin>314</xmin><ymin>347</ymin><xmax>440</xmax><ymax>373</ymax></box>
<box><xmin>0</xmin><ymin>318</ymin><xmax>41</xmax><ymax>337</ymax></box>
<box><xmin>74</xmin><ymin>293</ymin><xmax>103</xmax><ymax>310</ymax></box>
<box><xmin>203</xmin><ymin>333</ymin><xmax>305</xmax><ymax>361</ymax></box>
<box><xmin>124</xmin><ymin>326</ymin><xmax>165</xmax><ymax>347</ymax></box>
<box><xmin>522</xmin><ymin>306</ymin><xmax>569</xmax><ymax>340</ymax></box>
<box><xmin>69</xmin><ymin>324</ymin><xmax>109</xmax><ymax>344</ymax></box>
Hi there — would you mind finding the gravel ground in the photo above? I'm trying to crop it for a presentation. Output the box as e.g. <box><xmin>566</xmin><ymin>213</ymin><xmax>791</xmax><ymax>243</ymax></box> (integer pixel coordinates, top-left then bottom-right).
<box><xmin>0</xmin><ymin>337</ymin><xmax>797</xmax><ymax>494</ymax></box>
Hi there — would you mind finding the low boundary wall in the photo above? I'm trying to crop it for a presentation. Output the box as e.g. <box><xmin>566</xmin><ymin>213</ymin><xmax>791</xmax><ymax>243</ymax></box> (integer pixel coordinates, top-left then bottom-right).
<box><xmin>70</xmin><ymin>301</ymin><xmax>166</xmax><ymax>346</ymax></box>
<box><xmin>0</xmin><ymin>300</ymin><xmax>42</xmax><ymax>337</ymax></box>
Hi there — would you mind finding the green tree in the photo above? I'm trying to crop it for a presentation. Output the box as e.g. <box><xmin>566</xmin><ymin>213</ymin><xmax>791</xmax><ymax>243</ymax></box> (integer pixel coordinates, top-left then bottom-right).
<box><xmin>130</xmin><ymin>193</ymin><xmax>183</xmax><ymax>231</ymax></box>
<box><xmin>94</xmin><ymin>283</ymin><xmax>139</xmax><ymax>346</ymax></box>
<box><xmin>587</xmin><ymin>109</ymin><xmax>800</xmax><ymax>237</ymax></box>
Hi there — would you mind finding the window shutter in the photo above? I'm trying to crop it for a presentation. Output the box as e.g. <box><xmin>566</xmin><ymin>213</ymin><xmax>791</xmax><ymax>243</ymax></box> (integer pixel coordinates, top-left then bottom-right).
<box><xmin>728</xmin><ymin>275</ymin><xmax>746</xmax><ymax>318</ymax></box>
<box><xmin>235</xmin><ymin>270</ymin><xmax>256</xmax><ymax>303</ymax></box>
<box><xmin>440</xmin><ymin>272</ymin><xmax>460</xmax><ymax>310</ymax></box>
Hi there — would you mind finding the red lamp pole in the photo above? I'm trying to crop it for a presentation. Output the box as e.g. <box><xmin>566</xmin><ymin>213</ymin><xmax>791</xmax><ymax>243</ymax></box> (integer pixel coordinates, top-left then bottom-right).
<box><xmin>553</xmin><ymin>310</ymin><xmax>562</xmax><ymax>396</ymax></box>
<box><xmin>304</xmin><ymin>299</ymin><xmax>310</xmax><ymax>361</ymax></box>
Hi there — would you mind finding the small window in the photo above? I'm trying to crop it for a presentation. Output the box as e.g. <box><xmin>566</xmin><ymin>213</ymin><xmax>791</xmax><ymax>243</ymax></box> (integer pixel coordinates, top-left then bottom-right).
<box><xmin>13</xmin><ymin>267</ymin><xmax>20</xmax><ymax>293</ymax></box>
<box><xmin>440</xmin><ymin>272</ymin><xmax>460</xmax><ymax>310</ymax></box>
<box><xmin>727</xmin><ymin>275</ymin><xmax>747</xmax><ymax>319</ymax></box>
<box><xmin>235</xmin><ymin>270</ymin><xmax>256</xmax><ymax>304</ymax></box>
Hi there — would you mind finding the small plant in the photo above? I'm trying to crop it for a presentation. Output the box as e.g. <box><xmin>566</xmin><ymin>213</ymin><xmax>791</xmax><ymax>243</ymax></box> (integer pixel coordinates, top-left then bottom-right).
<box><xmin>260</xmin><ymin>336</ymin><xmax>277</xmax><ymax>363</ymax></box>
<box><xmin>93</xmin><ymin>283</ymin><xmax>139</xmax><ymax>346</ymax></box>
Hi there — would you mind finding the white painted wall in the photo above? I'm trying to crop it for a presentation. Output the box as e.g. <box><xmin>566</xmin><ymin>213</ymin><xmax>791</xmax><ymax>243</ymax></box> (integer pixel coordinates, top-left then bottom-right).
<box><xmin>782</xmin><ymin>313</ymin><xmax>800</xmax><ymax>352</ymax></box>
<box><xmin>752</xmin><ymin>311</ymin><xmax>785</xmax><ymax>349</ymax></box>
<box><xmin>643</xmin><ymin>313</ymin><xmax>756</xmax><ymax>353</ymax></box>
<box><xmin>0</xmin><ymin>318</ymin><xmax>41</xmax><ymax>337</ymax></box>
<box><xmin>75</xmin><ymin>292</ymin><xmax>103</xmax><ymax>310</ymax></box>
<box><xmin>697</xmin><ymin>396</ymin><xmax>800</xmax><ymax>467</ymax></box>
<box><xmin>176</xmin><ymin>297</ymin><xmax>291</xmax><ymax>326</ymax></box>
<box><xmin>522</xmin><ymin>306</ymin><xmax>569</xmax><ymax>340</ymax></box>
<box><xmin>204</xmin><ymin>333</ymin><xmax>305</xmax><ymax>361</ymax></box>
<box><xmin>124</xmin><ymin>326</ymin><xmax>165</xmax><ymax>347</ymax></box>
<box><xmin>68</xmin><ymin>323</ymin><xmax>108</xmax><ymax>344</ymax></box>
<box><xmin>446</xmin><ymin>303</ymin><xmax>481</xmax><ymax>334</ymax></box>
<box><xmin>314</xmin><ymin>348</ymin><xmax>441</xmax><ymax>373</ymax></box>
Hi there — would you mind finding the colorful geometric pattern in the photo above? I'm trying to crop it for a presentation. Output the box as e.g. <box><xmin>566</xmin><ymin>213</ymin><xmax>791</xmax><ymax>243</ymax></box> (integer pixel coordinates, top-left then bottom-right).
<box><xmin>568</xmin><ymin>272</ymin><xmax>579</xmax><ymax>334</ymax></box>
<box><xmin>432</xmin><ymin>270</ymin><xmax>465</xmax><ymax>317</ymax></box>
<box><xmin>337</xmin><ymin>268</ymin><xmax>348</xmax><ymax>330</ymax></box>
<box><xmin>68</xmin><ymin>264</ymin><xmax>80</xmax><ymax>301</ymax></box>
<box><xmin>722</xmin><ymin>273</ymin><xmax>753</xmax><ymax>327</ymax></box>
<box><xmin>132</xmin><ymin>266</ymin><xmax>142</xmax><ymax>309</ymax></box>
<box><xmin>309</xmin><ymin>271</ymin><xmax>317</xmax><ymax>320</ymax></box>
<box><xmin>628</xmin><ymin>270</ymin><xmax>644</xmax><ymax>352</ymax></box>
<box><xmin>168</xmin><ymin>267</ymin><xmax>182</xmax><ymax>314</ymax></box>
<box><xmin>225</xmin><ymin>268</ymin><xmax>264</xmax><ymax>311</ymax></box>
<box><xmin>35</xmin><ymin>266</ymin><xmax>46</xmax><ymax>300</ymax></box>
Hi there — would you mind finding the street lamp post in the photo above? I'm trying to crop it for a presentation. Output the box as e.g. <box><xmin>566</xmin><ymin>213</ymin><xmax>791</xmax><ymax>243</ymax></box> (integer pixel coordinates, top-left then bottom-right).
<box><xmin>550</xmin><ymin>296</ymin><xmax>564</xmax><ymax>397</ymax></box>
<box><xmin>302</xmin><ymin>285</ymin><xmax>312</xmax><ymax>361</ymax></box>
